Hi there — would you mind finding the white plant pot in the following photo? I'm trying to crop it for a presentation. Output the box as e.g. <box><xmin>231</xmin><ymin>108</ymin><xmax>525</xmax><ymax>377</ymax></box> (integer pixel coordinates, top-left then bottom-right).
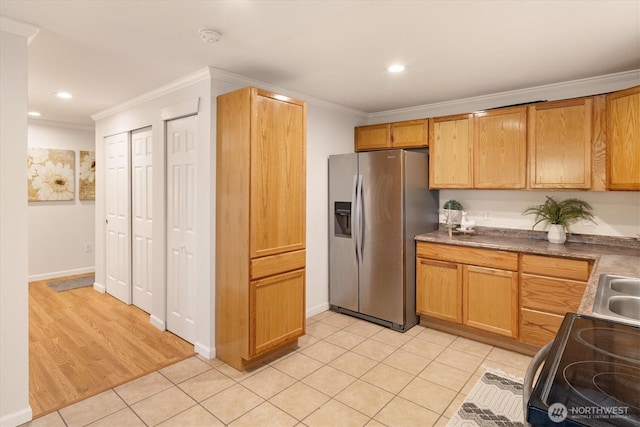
<box><xmin>547</xmin><ymin>224</ymin><xmax>566</xmax><ymax>244</ymax></box>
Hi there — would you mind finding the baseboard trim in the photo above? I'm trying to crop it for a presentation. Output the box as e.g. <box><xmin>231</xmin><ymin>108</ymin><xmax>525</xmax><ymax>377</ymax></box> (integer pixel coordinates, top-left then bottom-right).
<box><xmin>150</xmin><ymin>315</ymin><xmax>165</xmax><ymax>331</ymax></box>
<box><xmin>194</xmin><ymin>342</ymin><xmax>215</xmax><ymax>359</ymax></box>
<box><xmin>28</xmin><ymin>267</ymin><xmax>95</xmax><ymax>282</ymax></box>
<box><xmin>306</xmin><ymin>302</ymin><xmax>330</xmax><ymax>319</ymax></box>
<box><xmin>93</xmin><ymin>282</ymin><xmax>105</xmax><ymax>293</ymax></box>
<box><xmin>0</xmin><ymin>405</ymin><xmax>32</xmax><ymax>427</ymax></box>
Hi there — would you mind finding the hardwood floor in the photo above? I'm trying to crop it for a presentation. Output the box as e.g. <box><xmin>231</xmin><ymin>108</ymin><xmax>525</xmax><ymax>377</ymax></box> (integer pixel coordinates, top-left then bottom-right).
<box><xmin>29</xmin><ymin>275</ymin><xmax>195</xmax><ymax>418</ymax></box>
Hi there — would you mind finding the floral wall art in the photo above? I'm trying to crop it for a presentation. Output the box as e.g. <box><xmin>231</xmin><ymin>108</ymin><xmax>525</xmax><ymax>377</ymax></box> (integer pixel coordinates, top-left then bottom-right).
<box><xmin>79</xmin><ymin>150</ymin><xmax>96</xmax><ymax>200</ymax></box>
<box><xmin>28</xmin><ymin>148</ymin><xmax>75</xmax><ymax>201</ymax></box>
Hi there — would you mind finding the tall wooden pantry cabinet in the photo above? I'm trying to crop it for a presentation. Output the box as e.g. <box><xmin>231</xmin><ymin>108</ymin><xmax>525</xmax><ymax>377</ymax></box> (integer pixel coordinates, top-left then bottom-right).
<box><xmin>216</xmin><ymin>87</ymin><xmax>307</xmax><ymax>371</ymax></box>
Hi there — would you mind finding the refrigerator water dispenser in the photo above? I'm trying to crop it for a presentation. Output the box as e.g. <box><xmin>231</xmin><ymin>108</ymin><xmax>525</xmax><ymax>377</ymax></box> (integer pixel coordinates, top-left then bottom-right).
<box><xmin>334</xmin><ymin>202</ymin><xmax>352</xmax><ymax>237</ymax></box>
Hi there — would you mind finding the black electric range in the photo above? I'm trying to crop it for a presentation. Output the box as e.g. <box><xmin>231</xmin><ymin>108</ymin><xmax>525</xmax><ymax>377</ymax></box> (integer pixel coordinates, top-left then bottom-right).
<box><xmin>528</xmin><ymin>313</ymin><xmax>640</xmax><ymax>427</ymax></box>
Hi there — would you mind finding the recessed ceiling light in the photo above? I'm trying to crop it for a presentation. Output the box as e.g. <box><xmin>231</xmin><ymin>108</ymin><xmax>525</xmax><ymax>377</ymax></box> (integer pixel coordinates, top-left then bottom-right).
<box><xmin>56</xmin><ymin>91</ymin><xmax>73</xmax><ymax>99</ymax></box>
<box><xmin>28</xmin><ymin>111</ymin><xmax>41</xmax><ymax>117</ymax></box>
<box><xmin>388</xmin><ymin>64</ymin><xmax>405</xmax><ymax>73</ymax></box>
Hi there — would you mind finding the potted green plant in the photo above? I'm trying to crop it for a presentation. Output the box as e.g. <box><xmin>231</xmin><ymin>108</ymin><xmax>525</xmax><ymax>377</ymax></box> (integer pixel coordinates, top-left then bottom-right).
<box><xmin>443</xmin><ymin>199</ymin><xmax>463</xmax><ymax>226</ymax></box>
<box><xmin>522</xmin><ymin>196</ymin><xmax>595</xmax><ymax>244</ymax></box>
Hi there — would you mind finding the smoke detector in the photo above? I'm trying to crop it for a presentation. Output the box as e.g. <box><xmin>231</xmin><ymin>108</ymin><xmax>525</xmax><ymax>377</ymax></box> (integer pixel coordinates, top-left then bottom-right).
<box><xmin>199</xmin><ymin>28</ymin><xmax>222</xmax><ymax>43</ymax></box>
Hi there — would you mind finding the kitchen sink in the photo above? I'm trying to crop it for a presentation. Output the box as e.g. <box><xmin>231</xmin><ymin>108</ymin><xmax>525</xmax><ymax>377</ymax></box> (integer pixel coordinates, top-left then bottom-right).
<box><xmin>592</xmin><ymin>274</ymin><xmax>640</xmax><ymax>326</ymax></box>
<box><xmin>608</xmin><ymin>296</ymin><xmax>640</xmax><ymax>318</ymax></box>
<box><xmin>610</xmin><ymin>278</ymin><xmax>640</xmax><ymax>296</ymax></box>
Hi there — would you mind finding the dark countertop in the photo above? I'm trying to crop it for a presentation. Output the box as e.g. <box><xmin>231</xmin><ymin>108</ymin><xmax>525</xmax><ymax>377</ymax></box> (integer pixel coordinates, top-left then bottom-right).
<box><xmin>415</xmin><ymin>228</ymin><xmax>640</xmax><ymax>315</ymax></box>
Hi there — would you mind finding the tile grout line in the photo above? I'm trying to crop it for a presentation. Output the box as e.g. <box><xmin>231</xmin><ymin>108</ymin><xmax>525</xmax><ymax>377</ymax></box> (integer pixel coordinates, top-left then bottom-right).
<box><xmin>37</xmin><ymin>311</ymin><xmax>531</xmax><ymax>427</ymax></box>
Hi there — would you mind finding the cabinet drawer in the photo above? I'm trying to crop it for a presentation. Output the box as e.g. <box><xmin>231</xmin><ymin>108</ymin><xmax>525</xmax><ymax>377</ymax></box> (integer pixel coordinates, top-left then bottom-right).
<box><xmin>520</xmin><ymin>308</ymin><xmax>564</xmax><ymax>347</ymax></box>
<box><xmin>417</xmin><ymin>242</ymin><xmax>518</xmax><ymax>271</ymax></box>
<box><xmin>521</xmin><ymin>254</ymin><xmax>591</xmax><ymax>281</ymax></box>
<box><xmin>250</xmin><ymin>250</ymin><xmax>305</xmax><ymax>280</ymax></box>
<box><xmin>521</xmin><ymin>274</ymin><xmax>586</xmax><ymax>315</ymax></box>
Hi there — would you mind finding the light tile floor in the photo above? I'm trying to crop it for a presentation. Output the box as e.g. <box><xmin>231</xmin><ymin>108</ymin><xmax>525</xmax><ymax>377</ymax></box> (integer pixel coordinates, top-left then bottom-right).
<box><xmin>23</xmin><ymin>310</ymin><xmax>532</xmax><ymax>427</ymax></box>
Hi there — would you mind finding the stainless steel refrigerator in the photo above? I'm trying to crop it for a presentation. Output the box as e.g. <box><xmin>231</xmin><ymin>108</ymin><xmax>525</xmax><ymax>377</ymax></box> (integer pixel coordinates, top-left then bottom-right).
<box><xmin>328</xmin><ymin>149</ymin><xmax>439</xmax><ymax>331</ymax></box>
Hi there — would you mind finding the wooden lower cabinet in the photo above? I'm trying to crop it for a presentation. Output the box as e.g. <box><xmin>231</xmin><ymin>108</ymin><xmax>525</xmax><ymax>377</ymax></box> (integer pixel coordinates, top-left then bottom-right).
<box><xmin>416</xmin><ymin>258</ymin><xmax>462</xmax><ymax>323</ymax></box>
<box><xmin>464</xmin><ymin>265</ymin><xmax>518</xmax><ymax>338</ymax></box>
<box><xmin>416</xmin><ymin>242</ymin><xmax>596</xmax><ymax>352</ymax></box>
<box><xmin>520</xmin><ymin>308</ymin><xmax>564</xmax><ymax>347</ymax></box>
<box><xmin>250</xmin><ymin>269</ymin><xmax>305</xmax><ymax>356</ymax></box>
<box><xmin>519</xmin><ymin>254</ymin><xmax>590</xmax><ymax>347</ymax></box>
<box><xmin>416</xmin><ymin>242</ymin><xmax>518</xmax><ymax>340</ymax></box>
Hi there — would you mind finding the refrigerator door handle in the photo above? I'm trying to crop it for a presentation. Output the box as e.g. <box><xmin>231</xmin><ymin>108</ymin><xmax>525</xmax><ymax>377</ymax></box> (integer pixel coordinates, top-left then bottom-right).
<box><xmin>351</xmin><ymin>174</ymin><xmax>360</xmax><ymax>263</ymax></box>
<box><xmin>357</xmin><ymin>174</ymin><xmax>364</xmax><ymax>263</ymax></box>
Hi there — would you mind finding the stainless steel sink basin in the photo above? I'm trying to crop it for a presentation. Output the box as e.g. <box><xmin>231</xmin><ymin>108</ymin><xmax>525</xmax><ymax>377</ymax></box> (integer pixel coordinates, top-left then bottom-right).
<box><xmin>610</xmin><ymin>278</ymin><xmax>640</xmax><ymax>296</ymax></box>
<box><xmin>608</xmin><ymin>296</ymin><xmax>640</xmax><ymax>318</ymax></box>
<box><xmin>592</xmin><ymin>274</ymin><xmax>640</xmax><ymax>326</ymax></box>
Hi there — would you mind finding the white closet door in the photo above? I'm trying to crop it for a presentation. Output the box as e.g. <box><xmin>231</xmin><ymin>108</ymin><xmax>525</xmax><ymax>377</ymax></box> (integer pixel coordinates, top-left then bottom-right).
<box><xmin>105</xmin><ymin>132</ymin><xmax>131</xmax><ymax>304</ymax></box>
<box><xmin>166</xmin><ymin>115</ymin><xmax>197</xmax><ymax>343</ymax></box>
<box><xmin>131</xmin><ymin>127</ymin><xmax>153</xmax><ymax>313</ymax></box>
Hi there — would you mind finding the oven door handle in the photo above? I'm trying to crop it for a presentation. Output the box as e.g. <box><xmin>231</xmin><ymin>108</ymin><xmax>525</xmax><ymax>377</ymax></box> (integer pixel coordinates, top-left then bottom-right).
<box><xmin>523</xmin><ymin>340</ymin><xmax>554</xmax><ymax>426</ymax></box>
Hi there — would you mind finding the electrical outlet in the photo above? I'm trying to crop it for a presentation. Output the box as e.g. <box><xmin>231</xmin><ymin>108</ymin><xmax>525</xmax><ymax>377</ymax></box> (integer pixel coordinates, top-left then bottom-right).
<box><xmin>85</xmin><ymin>243</ymin><xmax>92</xmax><ymax>253</ymax></box>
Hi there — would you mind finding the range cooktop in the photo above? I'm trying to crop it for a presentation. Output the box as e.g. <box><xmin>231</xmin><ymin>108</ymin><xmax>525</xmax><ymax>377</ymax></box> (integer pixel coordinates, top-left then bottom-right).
<box><xmin>528</xmin><ymin>314</ymin><xmax>640</xmax><ymax>427</ymax></box>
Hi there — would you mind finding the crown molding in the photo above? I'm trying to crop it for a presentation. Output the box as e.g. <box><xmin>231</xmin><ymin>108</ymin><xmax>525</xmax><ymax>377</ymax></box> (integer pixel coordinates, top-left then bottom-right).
<box><xmin>91</xmin><ymin>67</ymin><xmax>638</xmax><ymax>124</ymax></box>
<box><xmin>28</xmin><ymin>117</ymin><xmax>95</xmax><ymax>131</ymax></box>
<box><xmin>91</xmin><ymin>68</ymin><xmax>212</xmax><ymax>121</ymax></box>
<box><xmin>370</xmin><ymin>69</ymin><xmax>640</xmax><ymax>122</ymax></box>
<box><xmin>207</xmin><ymin>67</ymin><xmax>368</xmax><ymax>118</ymax></box>
<box><xmin>0</xmin><ymin>16</ymin><xmax>39</xmax><ymax>44</ymax></box>
<box><xmin>93</xmin><ymin>66</ymin><xmax>367</xmax><ymax>122</ymax></box>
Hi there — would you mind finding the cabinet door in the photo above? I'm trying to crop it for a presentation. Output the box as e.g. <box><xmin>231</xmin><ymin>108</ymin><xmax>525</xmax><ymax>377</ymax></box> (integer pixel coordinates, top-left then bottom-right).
<box><xmin>416</xmin><ymin>258</ymin><xmax>462</xmax><ymax>323</ymax></box>
<box><xmin>521</xmin><ymin>308</ymin><xmax>564</xmax><ymax>347</ymax></box>
<box><xmin>428</xmin><ymin>114</ymin><xmax>473</xmax><ymax>188</ymax></box>
<box><xmin>250</xmin><ymin>90</ymin><xmax>306</xmax><ymax>258</ymax></box>
<box><xmin>391</xmin><ymin>119</ymin><xmax>428</xmax><ymax>148</ymax></box>
<box><xmin>355</xmin><ymin>124</ymin><xmax>390</xmax><ymax>151</ymax></box>
<box><xmin>607</xmin><ymin>86</ymin><xmax>640</xmax><ymax>190</ymax></box>
<box><xmin>474</xmin><ymin>106</ymin><xmax>527</xmax><ymax>189</ymax></box>
<box><xmin>250</xmin><ymin>269</ymin><xmax>305</xmax><ymax>356</ymax></box>
<box><xmin>528</xmin><ymin>98</ymin><xmax>592</xmax><ymax>189</ymax></box>
<box><xmin>463</xmin><ymin>265</ymin><xmax>518</xmax><ymax>338</ymax></box>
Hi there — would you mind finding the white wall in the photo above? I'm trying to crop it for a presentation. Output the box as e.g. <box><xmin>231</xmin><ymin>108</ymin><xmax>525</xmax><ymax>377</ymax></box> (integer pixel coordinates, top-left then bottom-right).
<box><xmin>305</xmin><ymin>102</ymin><xmax>366</xmax><ymax>316</ymax></box>
<box><xmin>439</xmin><ymin>190</ymin><xmax>640</xmax><ymax>238</ymax></box>
<box><xmin>28</xmin><ymin>121</ymin><xmax>95</xmax><ymax>280</ymax></box>
<box><xmin>0</xmin><ymin>18</ymin><xmax>36</xmax><ymax>427</ymax></box>
<box><xmin>370</xmin><ymin>70</ymin><xmax>640</xmax><ymax>238</ymax></box>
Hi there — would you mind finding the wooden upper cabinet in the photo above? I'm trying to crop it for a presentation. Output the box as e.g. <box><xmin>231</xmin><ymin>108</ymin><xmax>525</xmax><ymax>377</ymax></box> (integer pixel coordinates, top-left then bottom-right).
<box><xmin>355</xmin><ymin>124</ymin><xmax>390</xmax><ymax>151</ymax></box>
<box><xmin>355</xmin><ymin>119</ymin><xmax>428</xmax><ymax>151</ymax></box>
<box><xmin>474</xmin><ymin>106</ymin><xmax>527</xmax><ymax>189</ymax></box>
<box><xmin>428</xmin><ymin>114</ymin><xmax>473</xmax><ymax>188</ymax></box>
<box><xmin>528</xmin><ymin>98</ymin><xmax>593</xmax><ymax>189</ymax></box>
<box><xmin>250</xmin><ymin>90</ymin><xmax>306</xmax><ymax>258</ymax></box>
<box><xmin>606</xmin><ymin>85</ymin><xmax>640</xmax><ymax>190</ymax></box>
<box><xmin>391</xmin><ymin>119</ymin><xmax>428</xmax><ymax>148</ymax></box>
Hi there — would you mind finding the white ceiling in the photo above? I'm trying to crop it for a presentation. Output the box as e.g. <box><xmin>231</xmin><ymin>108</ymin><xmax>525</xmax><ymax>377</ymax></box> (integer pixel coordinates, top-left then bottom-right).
<box><xmin>1</xmin><ymin>0</ymin><xmax>639</xmax><ymax>126</ymax></box>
